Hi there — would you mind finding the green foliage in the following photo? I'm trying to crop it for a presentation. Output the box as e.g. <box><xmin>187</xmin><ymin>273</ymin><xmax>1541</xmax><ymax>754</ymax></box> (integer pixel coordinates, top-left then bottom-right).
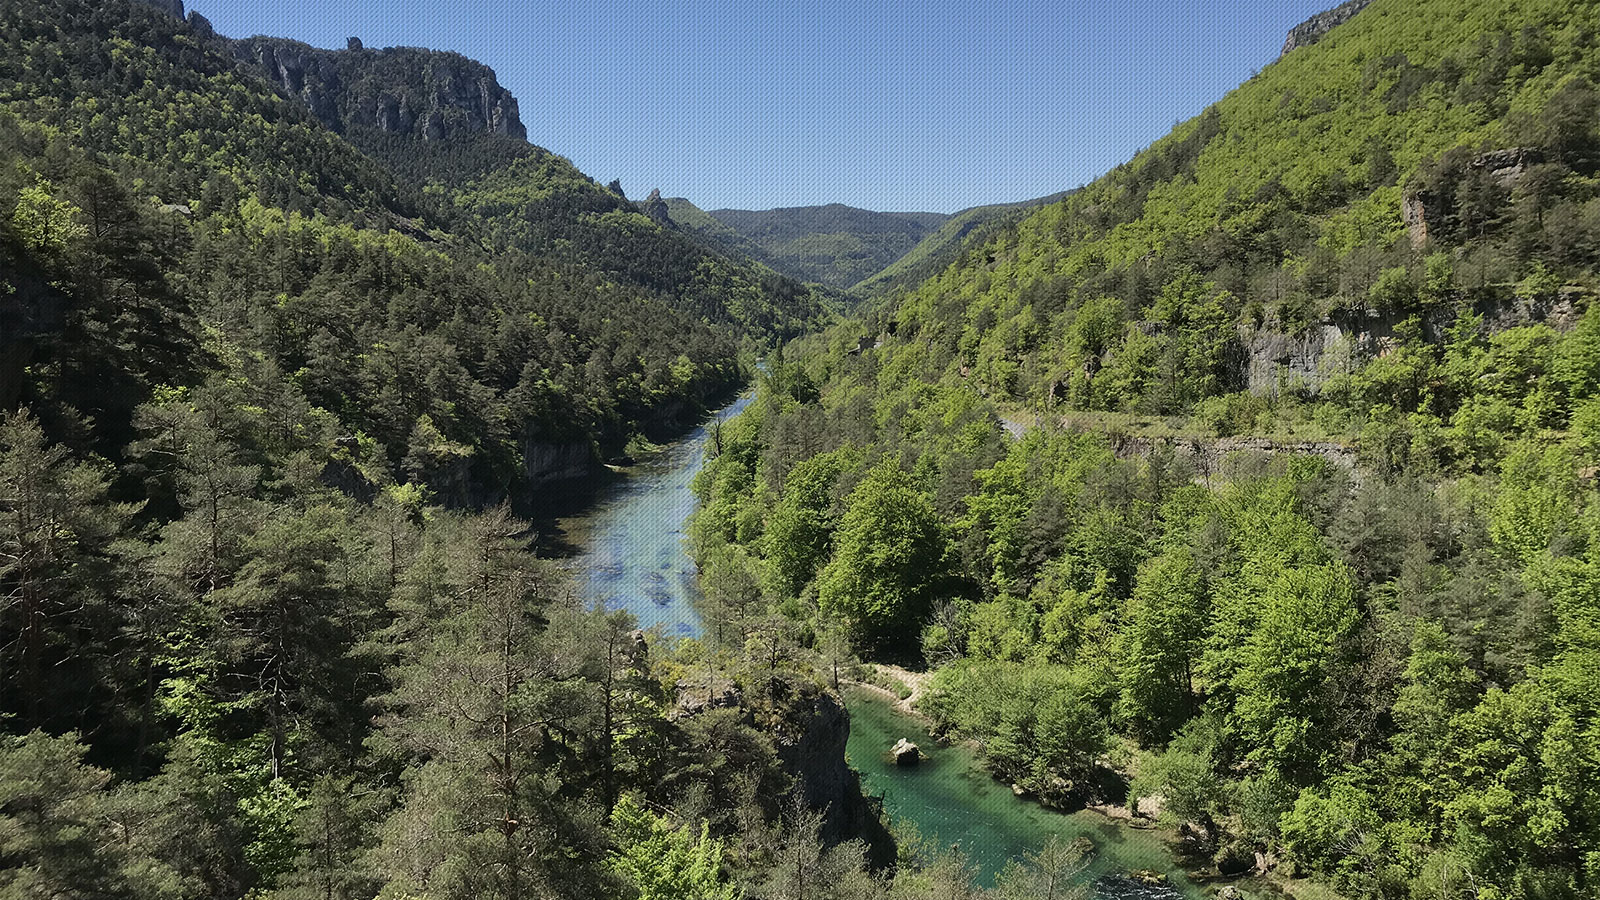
<box><xmin>922</xmin><ymin>661</ymin><xmax>1109</xmax><ymax>800</ymax></box>
<box><xmin>607</xmin><ymin>794</ymin><xmax>737</xmax><ymax>900</ymax></box>
<box><xmin>816</xmin><ymin>461</ymin><xmax>954</xmax><ymax>654</ymax></box>
<box><xmin>671</xmin><ymin>199</ymin><xmax>954</xmax><ymax>291</ymax></box>
<box><xmin>763</xmin><ymin>448</ymin><xmax>853</xmax><ymax>598</ymax></box>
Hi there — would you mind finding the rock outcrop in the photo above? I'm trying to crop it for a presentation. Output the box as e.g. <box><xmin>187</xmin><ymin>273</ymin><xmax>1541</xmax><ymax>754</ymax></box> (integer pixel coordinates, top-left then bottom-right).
<box><xmin>185</xmin><ymin>11</ymin><xmax>213</xmax><ymax>38</ymax></box>
<box><xmin>669</xmin><ymin>675</ymin><xmax>894</xmax><ymax>863</ymax></box>
<box><xmin>1403</xmin><ymin>148</ymin><xmax>1545</xmax><ymax>246</ymax></box>
<box><xmin>228</xmin><ymin>37</ymin><xmax>527</xmax><ymax>142</ymax></box>
<box><xmin>641</xmin><ymin>189</ymin><xmax>676</xmax><ymax>228</ymax></box>
<box><xmin>1281</xmin><ymin>0</ymin><xmax>1374</xmax><ymax>56</ymax></box>
<box><xmin>672</xmin><ymin>677</ymin><xmax>743</xmax><ymax>719</ymax></box>
<box><xmin>522</xmin><ymin>438</ymin><xmax>597</xmax><ymax>488</ymax></box>
<box><xmin>1241</xmin><ymin>286</ymin><xmax>1587</xmax><ymax>398</ymax></box>
<box><xmin>890</xmin><ymin>738</ymin><xmax>921</xmax><ymax>766</ymax></box>
<box><xmin>1106</xmin><ymin>432</ymin><xmax>1359</xmax><ymax>481</ymax></box>
<box><xmin>770</xmin><ymin>682</ymin><xmax>893</xmax><ymax>854</ymax></box>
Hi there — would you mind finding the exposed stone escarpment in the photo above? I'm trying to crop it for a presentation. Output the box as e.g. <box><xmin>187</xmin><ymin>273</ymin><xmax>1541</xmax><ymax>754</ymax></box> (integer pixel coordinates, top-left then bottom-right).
<box><xmin>673</xmin><ymin>676</ymin><xmax>894</xmax><ymax>862</ymax></box>
<box><xmin>1241</xmin><ymin>286</ymin><xmax>1585</xmax><ymax>397</ymax></box>
<box><xmin>1281</xmin><ymin>0</ymin><xmax>1375</xmax><ymax>56</ymax></box>
<box><xmin>767</xmin><ymin>680</ymin><xmax>893</xmax><ymax>856</ymax></box>
<box><xmin>522</xmin><ymin>439</ymin><xmax>598</xmax><ymax>488</ymax></box>
<box><xmin>1403</xmin><ymin>148</ymin><xmax>1545</xmax><ymax>248</ymax></box>
<box><xmin>228</xmin><ymin>37</ymin><xmax>527</xmax><ymax>142</ymax></box>
<box><xmin>1106</xmin><ymin>432</ymin><xmax>1359</xmax><ymax>479</ymax></box>
<box><xmin>641</xmin><ymin>189</ymin><xmax>676</xmax><ymax>229</ymax></box>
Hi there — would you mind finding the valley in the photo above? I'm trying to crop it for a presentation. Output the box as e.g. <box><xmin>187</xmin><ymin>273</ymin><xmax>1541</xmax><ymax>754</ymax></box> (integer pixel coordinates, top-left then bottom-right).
<box><xmin>1</xmin><ymin>0</ymin><xmax>1599</xmax><ymax>898</ymax></box>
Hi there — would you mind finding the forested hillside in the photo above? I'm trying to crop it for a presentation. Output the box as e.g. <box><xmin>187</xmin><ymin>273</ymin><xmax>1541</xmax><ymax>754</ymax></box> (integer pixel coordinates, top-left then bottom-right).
<box><xmin>7</xmin><ymin>0</ymin><xmax>1600</xmax><ymax>896</ymax></box>
<box><xmin>850</xmin><ymin>191</ymin><xmax>1070</xmax><ymax>299</ymax></box>
<box><xmin>667</xmin><ymin>203</ymin><xmax>949</xmax><ymax>291</ymax></box>
<box><xmin>690</xmin><ymin>1</ymin><xmax>1600</xmax><ymax>899</ymax></box>
<box><xmin>665</xmin><ymin>195</ymin><xmax>1071</xmax><ymax>299</ymax></box>
<box><xmin>0</xmin><ymin>2</ymin><xmax>886</xmax><ymax>898</ymax></box>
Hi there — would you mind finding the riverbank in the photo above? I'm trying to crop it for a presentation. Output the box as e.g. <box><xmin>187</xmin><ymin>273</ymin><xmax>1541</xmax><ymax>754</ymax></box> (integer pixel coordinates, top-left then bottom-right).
<box><xmin>842</xmin><ymin>683</ymin><xmax>1348</xmax><ymax>900</ymax></box>
<box><xmin>842</xmin><ymin>683</ymin><xmax>1204</xmax><ymax>894</ymax></box>
<box><xmin>845</xmin><ymin>663</ymin><xmax>933</xmax><ymax>717</ymax></box>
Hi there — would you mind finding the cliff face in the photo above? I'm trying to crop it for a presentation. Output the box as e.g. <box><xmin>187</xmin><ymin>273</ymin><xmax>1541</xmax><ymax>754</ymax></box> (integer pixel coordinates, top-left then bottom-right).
<box><xmin>673</xmin><ymin>675</ymin><xmax>894</xmax><ymax>865</ymax></box>
<box><xmin>769</xmin><ymin>681</ymin><xmax>896</xmax><ymax>863</ymax></box>
<box><xmin>228</xmin><ymin>37</ymin><xmax>527</xmax><ymax>142</ymax></box>
<box><xmin>1281</xmin><ymin>0</ymin><xmax>1375</xmax><ymax>56</ymax></box>
<box><xmin>1241</xmin><ymin>287</ymin><xmax>1587</xmax><ymax>397</ymax></box>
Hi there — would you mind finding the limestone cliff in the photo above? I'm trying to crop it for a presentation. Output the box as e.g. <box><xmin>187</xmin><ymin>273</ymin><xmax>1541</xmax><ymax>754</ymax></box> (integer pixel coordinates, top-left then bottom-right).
<box><xmin>1240</xmin><ymin>286</ymin><xmax>1587</xmax><ymax>397</ymax></box>
<box><xmin>641</xmin><ymin>189</ymin><xmax>676</xmax><ymax>229</ymax></box>
<box><xmin>227</xmin><ymin>37</ymin><xmax>527</xmax><ymax>142</ymax></box>
<box><xmin>1281</xmin><ymin>0</ymin><xmax>1375</xmax><ymax>56</ymax></box>
<box><xmin>768</xmin><ymin>679</ymin><xmax>896</xmax><ymax>863</ymax></box>
<box><xmin>674</xmin><ymin>674</ymin><xmax>895</xmax><ymax>865</ymax></box>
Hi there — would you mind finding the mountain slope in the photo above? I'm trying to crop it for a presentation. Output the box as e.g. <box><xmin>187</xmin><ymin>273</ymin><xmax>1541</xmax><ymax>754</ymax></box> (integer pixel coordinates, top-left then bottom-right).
<box><xmin>226</xmin><ymin>34</ymin><xmax>535</xmax><ymax>186</ymax></box>
<box><xmin>876</xmin><ymin>0</ymin><xmax>1598</xmax><ymax>427</ymax></box>
<box><xmin>666</xmin><ymin>200</ymin><xmax>951</xmax><ymax>290</ymax></box>
<box><xmin>850</xmin><ymin>191</ymin><xmax>1070</xmax><ymax>298</ymax></box>
<box><xmin>0</xmin><ymin>0</ymin><xmax>829</xmax><ymax>507</ymax></box>
<box><xmin>0</xmin><ymin>6</ymin><xmax>882</xmax><ymax>898</ymax></box>
<box><xmin>684</xmin><ymin>2</ymin><xmax>1600</xmax><ymax>899</ymax></box>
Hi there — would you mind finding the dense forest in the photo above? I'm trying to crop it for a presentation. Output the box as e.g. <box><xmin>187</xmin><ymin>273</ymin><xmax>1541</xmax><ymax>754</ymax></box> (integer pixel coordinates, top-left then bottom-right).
<box><xmin>0</xmin><ymin>1</ymin><xmax>910</xmax><ymax>898</ymax></box>
<box><xmin>689</xmin><ymin>1</ymin><xmax>1600</xmax><ymax>899</ymax></box>
<box><xmin>5</xmin><ymin>0</ymin><xmax>1600</xmax><ymax>897</ymax></box>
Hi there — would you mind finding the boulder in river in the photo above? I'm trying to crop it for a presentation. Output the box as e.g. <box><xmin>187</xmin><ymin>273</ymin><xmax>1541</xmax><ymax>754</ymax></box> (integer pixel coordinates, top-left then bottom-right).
<box><xmin>890</xmin><ymin>738</ymin><xmax>921</xmax><ymax>765</ymax></box>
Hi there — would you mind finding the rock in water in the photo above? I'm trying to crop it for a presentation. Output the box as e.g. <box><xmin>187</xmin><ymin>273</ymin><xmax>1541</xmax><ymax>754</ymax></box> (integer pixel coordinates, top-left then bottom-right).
<box><xmin>890</xmin><ymin>738</ymin><xmax>920</xmax><ymax>765</ymax></box>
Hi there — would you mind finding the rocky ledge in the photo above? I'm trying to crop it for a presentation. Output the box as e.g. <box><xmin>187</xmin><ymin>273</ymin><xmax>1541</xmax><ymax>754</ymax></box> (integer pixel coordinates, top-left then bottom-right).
<box><xmin>1281</xmin><ymin>0</ymin><xmax>1374</xmax><ymax>56</ymax></box>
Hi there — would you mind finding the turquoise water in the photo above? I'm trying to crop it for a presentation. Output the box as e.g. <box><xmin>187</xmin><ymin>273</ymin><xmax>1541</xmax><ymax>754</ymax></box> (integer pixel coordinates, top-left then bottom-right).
<box><xmin>560</xmin><ymin>389</ymin><xmax>1201</xmax><ymax>895</ymax></box>
<box><xmin>845</xmin><ymin>686</ymin><xmax>1202</xmax><ymax>896</ymax></box>
<box><xmin>562</xmin><ymin>390</ymin><xmax>754</xmax><ymax>638</ymax></box>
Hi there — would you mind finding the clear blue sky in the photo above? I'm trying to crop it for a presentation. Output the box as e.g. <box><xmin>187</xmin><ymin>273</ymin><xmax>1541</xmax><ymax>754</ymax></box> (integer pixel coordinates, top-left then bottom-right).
<box><xmin>195</xmin><ymin>0</ymin><xmax>1338</xmax><ymax>213</ymax></box>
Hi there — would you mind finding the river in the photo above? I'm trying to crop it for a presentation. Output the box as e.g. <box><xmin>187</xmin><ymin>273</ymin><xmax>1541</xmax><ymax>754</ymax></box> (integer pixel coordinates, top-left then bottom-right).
<box><xmin>556</xmin><ymin>388</ymin><xmax>755</xmax><ymax>638</ymax></box>
<box><xmin>560</xmin><ymin>389</ymin><xmax>1199</xmax><ymax>894</ymax></box>
<box><xmin>847</xmin><ymin>687</ymin><xmax>1201</xmax><ymax>896</ymax></box>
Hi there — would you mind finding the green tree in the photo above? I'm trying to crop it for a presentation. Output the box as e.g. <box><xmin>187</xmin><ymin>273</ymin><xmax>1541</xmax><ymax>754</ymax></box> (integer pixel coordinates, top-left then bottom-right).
<box><xmin>607</xmin><ymin>794</ymin><xmax>736</xmax><ymax>900</ymax></box>
<box><xmin>1115</xmin><ymin>548</ymin><xmax>1208</xmax><ymax>741</ymax></box>
<box><xmin>816</xmin><ymin>462</ymin><xmax>952</xmax><ymax>655</ymax></box>
<box><xmin>0</xmin><ymin>409</ymin><xmax>134</xmax><ymax>727</ymax></box>
<box><xmin>1228</xmin><ymin>563</ymin><xmax>1358</xmax><ymax>781</ymax></box>
<box><xmin>763</xmin><ymin>449</ymin><xmax>850</xmax><ymax>598</ymax></box>
<box><xmin>0</xmin><ymin>731</ymin><xmax>156</xmax><ymax>898</ymax></box>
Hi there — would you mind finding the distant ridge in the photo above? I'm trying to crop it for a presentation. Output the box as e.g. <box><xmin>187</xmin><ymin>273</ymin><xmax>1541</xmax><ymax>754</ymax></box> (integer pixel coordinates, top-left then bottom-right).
<box><xmin>663</xmin><ymin>201</ymin><xmax>953</xmax><ymax>290</ymax></box>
